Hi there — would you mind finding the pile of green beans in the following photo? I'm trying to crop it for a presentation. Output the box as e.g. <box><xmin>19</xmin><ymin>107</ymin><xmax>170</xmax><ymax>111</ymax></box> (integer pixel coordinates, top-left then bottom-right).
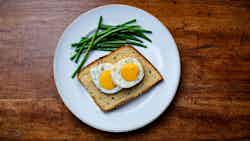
<box><xmin>70</xmin><ymin>16</ymin><xmax>152</xmax><ymax>78</ymax></box>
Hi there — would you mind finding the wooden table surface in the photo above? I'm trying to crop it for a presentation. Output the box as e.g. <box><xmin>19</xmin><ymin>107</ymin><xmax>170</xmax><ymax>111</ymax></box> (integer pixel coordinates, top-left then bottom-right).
<box><xmin>0</xmin><ymin>0</ymin><xmax>250</xmax><ymax>140</ymax></box>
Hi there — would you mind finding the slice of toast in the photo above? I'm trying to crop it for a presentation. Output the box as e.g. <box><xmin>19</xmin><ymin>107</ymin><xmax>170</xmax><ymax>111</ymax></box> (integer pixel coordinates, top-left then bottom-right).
<box><xmin>78</xmin><ymin>45</ymin><xmax>163</xmax><ymax>111</ymax></box>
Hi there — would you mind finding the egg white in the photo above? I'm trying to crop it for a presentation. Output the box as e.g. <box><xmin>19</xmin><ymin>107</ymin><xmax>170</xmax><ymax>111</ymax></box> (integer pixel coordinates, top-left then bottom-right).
<box><xmin>111</xmin><ymin>57</ymin><xmax>144</xmax><ymax>88</ymax></box>
<box><xmin>90</xmin><ymin>63</ymin><xmax>122</xmax><ymax>94</ymax></box>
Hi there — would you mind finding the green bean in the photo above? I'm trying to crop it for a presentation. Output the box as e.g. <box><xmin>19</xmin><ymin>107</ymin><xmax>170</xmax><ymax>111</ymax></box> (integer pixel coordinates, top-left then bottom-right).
<box><xmin>101</xmin><ymin>25</ymin><xmax>141</xmax><ymax>30</ymax></box>
<box><xmin>97</xmin><ymin>43</ymin><xmax>124</xmax><ymax>48</ymax></box>
<box><xmin>71</xmin><ymin>37</ymin><xmax>88</xmax><ymax>48</ymax></box>
<box><xmin>93</xmin><ymin>26</ymin><xmax>133</xmax><ymax>45</ymax></box>
<box><xmin>100</xmin><ymin>24</ymin><xmax>112</xmax><ymax>30</ymax></box>
<box><xmin>100</xmin><ymin>40</ymin><xmax>147</xmax><ymax>48</ymax></box>
<box><xmin>100</xmin><ymin>19</ymin><xmax>136</xmax><ymax>30</ymax></box>
<box><xmin>120</xmin><ymin>19</ymin><xmax>136</xmax><ymax>26</ymax></box>
<box><xmin>127</xmin><ymin>41</ymin><xmax>147</xmax><ymax>48</ymax></box>
<box><xmin>74</xmin><ymin>41</ymin><xmax>89</xmax><ymax>63</ymax></box>
<box><xmin>128</xmin><ymin>28</ymin><xmax>152</xmax><ymax>33</ymax></box>
<box><xmin>71</xmin><ymin>16</ymin><xmax>103</xmax><ymax>78</ymax></box>
<box><xmin>70</xmin><ymin>53</ymin><xmax>77</xmax><ymax>60</ymax></box>
<box><xmin>94</xmin><ymin>48</ymin><xmax>115</xmax><ymax>51</ymax></box>
<box><xmin>113</xmin><ymin>34</ymin><xmax>143</xmax><ymax>43</ymax></box>
<box><xmin>133</xmin><ymin>32</ymin><xmax>152</xmax><ymax>42</ymax></box>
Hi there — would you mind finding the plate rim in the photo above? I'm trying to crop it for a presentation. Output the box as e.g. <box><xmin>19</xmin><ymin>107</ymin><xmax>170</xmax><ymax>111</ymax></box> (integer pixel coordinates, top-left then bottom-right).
<box><xmin>53</xmin><ymin>4</ymin><xmax>181</xmax><ymax>132</ymax></box>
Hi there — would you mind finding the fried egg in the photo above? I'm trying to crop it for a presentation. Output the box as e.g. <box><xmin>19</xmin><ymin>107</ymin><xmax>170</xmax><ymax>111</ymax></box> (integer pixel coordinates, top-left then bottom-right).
<box><xmin>111</xmin><ymin>57</ymin><xmax>144</xmax><ymax>88</ymax></box>
<box><xmin>90</xmin><ymin>63</ymin><xmax>122</xmax><ymax>94</ymax></box>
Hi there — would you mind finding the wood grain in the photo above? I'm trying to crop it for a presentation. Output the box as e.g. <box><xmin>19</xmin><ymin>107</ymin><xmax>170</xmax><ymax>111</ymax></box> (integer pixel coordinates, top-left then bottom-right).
<box><xmin>0</xmin><ymin>0</ymin><xmax>250</xmax><ymax>140</ymax></box>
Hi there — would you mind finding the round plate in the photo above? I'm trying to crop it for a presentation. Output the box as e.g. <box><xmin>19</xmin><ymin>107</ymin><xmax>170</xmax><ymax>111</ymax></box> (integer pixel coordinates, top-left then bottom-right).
<box><xmin>54</xmin><ymin>4</ymin><xmax>180</xmax><ymax>132</ymax></box>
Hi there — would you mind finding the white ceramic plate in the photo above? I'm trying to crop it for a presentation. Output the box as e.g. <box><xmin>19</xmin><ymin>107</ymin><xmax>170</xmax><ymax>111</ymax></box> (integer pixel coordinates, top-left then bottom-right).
<box><xmin>54</xmin><ymin>4</ymin><xmax>180</xmax><ymax>132</ymax></box>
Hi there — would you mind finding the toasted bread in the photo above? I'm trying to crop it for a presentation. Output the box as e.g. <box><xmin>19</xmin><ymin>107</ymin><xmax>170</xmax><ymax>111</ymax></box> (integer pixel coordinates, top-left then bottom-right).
<box><xmin>78</xmin><ymin>46</ymin><xmax>163</xmax><ymax>111</ymax></box>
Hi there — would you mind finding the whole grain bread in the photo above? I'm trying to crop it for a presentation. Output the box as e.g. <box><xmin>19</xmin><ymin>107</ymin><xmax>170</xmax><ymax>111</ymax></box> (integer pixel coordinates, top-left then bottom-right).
<box><xmin>77</xmin><ymin>45</ymin><xmax>163</xmax><ymax>111</ymax></box>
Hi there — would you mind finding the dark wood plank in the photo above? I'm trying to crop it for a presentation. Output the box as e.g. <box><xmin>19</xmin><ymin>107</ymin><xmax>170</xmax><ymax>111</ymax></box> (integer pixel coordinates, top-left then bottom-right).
<box><xmin>0</xmin><ymin>0</ymin><xmax>250</xmax><ymax>140</ymax></box>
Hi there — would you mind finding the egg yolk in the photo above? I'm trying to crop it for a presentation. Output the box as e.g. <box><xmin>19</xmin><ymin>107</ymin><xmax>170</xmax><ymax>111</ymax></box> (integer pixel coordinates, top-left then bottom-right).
<box><xmin>120</xmin><ymin>63</ymin><xmax>139</xmax><ymax>81</ymax></box>
<box><xmin>99</xmin><ymin>70</ymin><xmax>116</xmax><ymax>90</ymax></box>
